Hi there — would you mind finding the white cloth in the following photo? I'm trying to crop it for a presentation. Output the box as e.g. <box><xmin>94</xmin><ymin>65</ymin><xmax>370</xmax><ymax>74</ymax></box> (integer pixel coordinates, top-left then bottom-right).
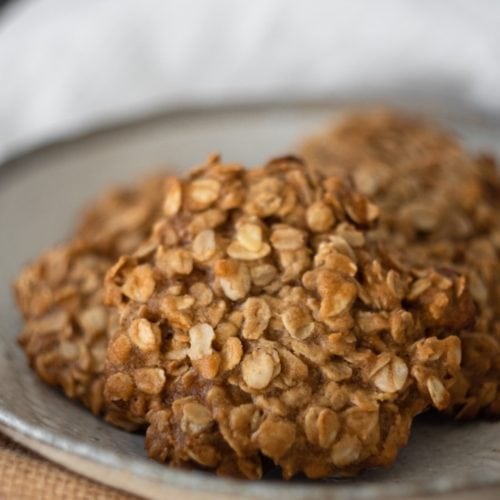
<box><xmin>0</xmin><ymin>0</ymin><xmax>499</xmax><ymax>161</ymax></box>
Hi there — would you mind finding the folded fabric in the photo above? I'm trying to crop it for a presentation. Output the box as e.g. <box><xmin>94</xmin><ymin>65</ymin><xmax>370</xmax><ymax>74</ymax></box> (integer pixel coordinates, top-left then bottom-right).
<box><xmin>0</xmin><ymin>0</ymin><xmax>499</xmax><ymax>161</ymax></box>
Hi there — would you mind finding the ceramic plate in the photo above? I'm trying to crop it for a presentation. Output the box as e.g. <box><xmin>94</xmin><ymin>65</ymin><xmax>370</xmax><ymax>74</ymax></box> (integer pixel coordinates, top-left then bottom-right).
<box><xmin>1</xmin><ymin>100</ymin><xmax>500</xmax><ymax>499</ymax></box>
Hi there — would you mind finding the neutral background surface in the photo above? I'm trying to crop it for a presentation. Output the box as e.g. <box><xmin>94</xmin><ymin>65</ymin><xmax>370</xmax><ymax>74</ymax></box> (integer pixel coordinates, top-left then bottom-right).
<box><xmin>0</xmin><ymin>433</ymin><xmax>136</xmax><ymax>499</ymax></box>
<box><xmin>1</xmin><ymin>0</ymin><xmax>500</xmax><ymax>161</ymax></box>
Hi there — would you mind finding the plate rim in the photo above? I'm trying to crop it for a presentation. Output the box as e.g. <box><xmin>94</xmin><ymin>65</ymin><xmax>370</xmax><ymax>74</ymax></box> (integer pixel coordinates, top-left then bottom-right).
<box><xmin>2</xmin><ymin>410</ymin><xmax>499</xmax><ymax>500</ymax></box>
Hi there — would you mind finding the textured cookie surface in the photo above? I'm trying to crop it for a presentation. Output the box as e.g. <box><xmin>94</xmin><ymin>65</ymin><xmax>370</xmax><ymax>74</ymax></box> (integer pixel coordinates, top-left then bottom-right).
<box><xmin>301</xmin><ymin>109</ymin><xmax>500</xmax><ymax>418</ymax></box>
<box><xmin>15</xmin><ymin>177</ymin><xmax>164</xmax><ymax>424</ymax></box>
<box><xmin>104</xmin><ymin>155</ymin><xmax>473</xmax><ymax>478</ymax></box>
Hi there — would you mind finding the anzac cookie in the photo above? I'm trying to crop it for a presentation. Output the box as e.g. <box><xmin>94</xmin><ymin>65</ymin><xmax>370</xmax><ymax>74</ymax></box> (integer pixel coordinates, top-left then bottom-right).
<box><xmin>76</xmin><ymin>176</ymin><xmax>166</xmax><ymax>256</ymax></box>
<box><xmin>300</xmin><ymin>109</ymin><xmax>500</xmax><ymax>418</ymax></box>
<box><xmin>14</xmin><ymin>177</ymin><xmax>164</xmax><ymax>423</ymax></box>
<box><xmin>103</xmin><ymin>155</ymin><xmax>474</xmax><ymax>478</ymax></box>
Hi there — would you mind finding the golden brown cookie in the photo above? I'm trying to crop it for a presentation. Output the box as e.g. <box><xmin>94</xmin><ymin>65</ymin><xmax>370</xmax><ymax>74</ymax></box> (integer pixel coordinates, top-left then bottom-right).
<box><xmin>301</xmin><ymin>109</ymin><xmax>500</xmax><ymax>418</ymax></box>
<box><xmin>14</xmin><ymin>177</ymin><xmax>164</xmax><ymax>425</ymax></box>
<box><xmin>15</xmin><ymin>242</ymin><xmax>113</xmax><ymax>415</ymax></box>
<box><xmin>103</xmin><ymin>155</ymin><xmax>473</xmax><ymax>478</ymax></box>
<box><xmin>76</xmin><ymin>176</ymin><xmax>166</xmax><ymax>256</ymax></box>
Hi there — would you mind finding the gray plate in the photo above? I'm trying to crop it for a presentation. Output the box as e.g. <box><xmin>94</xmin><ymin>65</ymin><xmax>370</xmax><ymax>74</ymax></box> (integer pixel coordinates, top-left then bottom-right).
<box><xmin>1</xmin><ymin>100</ymin><xmax>500</xmax><ymax>500</ymax></box>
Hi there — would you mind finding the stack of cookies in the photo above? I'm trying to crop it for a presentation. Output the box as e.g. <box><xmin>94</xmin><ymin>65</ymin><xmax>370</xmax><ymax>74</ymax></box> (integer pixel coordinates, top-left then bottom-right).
<box><xmin>14</xmin><ymin>109</ymin><xmax>500</xmax><ymax>479</ymax></box>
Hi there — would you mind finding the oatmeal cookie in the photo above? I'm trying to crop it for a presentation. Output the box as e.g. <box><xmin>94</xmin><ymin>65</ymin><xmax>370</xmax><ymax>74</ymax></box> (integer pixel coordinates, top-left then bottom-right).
<box><xmin>104</xmin><ymin>155</ymin><xmax>474</xmax><ymax>478</ymax></box>
<box><xmin>14</xmin><ymin>177</ymin><xmax>164</xmax><ymax>423</ymax></box>
<box><xmin>76</xmin><ymin>176</ymin><xmax>166</xmax><ymax>256</ymax></box>
<box><xmin>300</xmin><ymin>109</ymin><xmax>500</xmax><ymax>418</ymax></box>
<box><xmin>15</xmin><ymin>242</ymin><xmax>115</xmax><ymax>415</ymax></box>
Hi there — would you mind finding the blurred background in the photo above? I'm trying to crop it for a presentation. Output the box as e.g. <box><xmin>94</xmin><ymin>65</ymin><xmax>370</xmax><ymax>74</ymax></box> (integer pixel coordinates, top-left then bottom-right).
<box><xmin>0</xmin><ymin>0</ymin><xmax>499</xmax><ymax>161</ymax></box>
